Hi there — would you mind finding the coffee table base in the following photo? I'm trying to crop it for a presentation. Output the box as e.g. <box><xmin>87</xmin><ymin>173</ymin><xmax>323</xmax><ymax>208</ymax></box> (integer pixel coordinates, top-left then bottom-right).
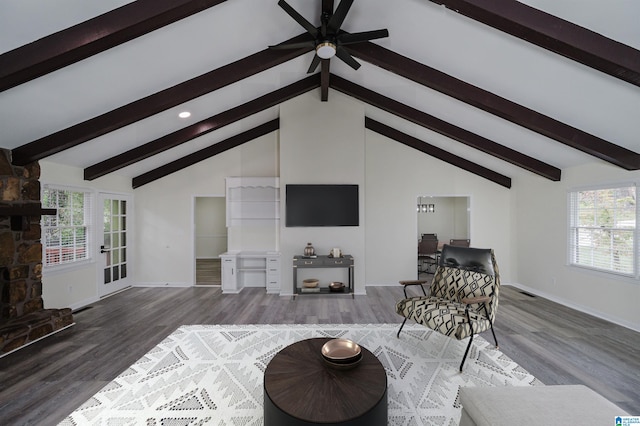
<box><xmin>264</xmin><ymin>387</ymin><xmax>387</xmax><ymax>426</ymax></box>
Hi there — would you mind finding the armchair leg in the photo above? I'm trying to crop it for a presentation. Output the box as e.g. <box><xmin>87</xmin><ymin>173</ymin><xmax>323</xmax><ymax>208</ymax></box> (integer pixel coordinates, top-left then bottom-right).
<box><xmin>397</xmin><ymin>317</ymin><xmax>408</xmax><ymax>338</ymax></box>
<box><xmin>489</xmin><ymin>323</ymin><xmax>499</xmax><ymax>349</ymax></box>
<box><xmin>483</xmin><ymin>304</ymin><xmax>499</xmax><ymax>349</ymax></box>
<box><xmin>460</xmin><ymin>307</ymin><xmax>475</xmax><ymax>372</ymax></box>
<box><xmin>460</xmin><ymin>334</ymin><xmax>474</xmax><ymax>372</ymax></box>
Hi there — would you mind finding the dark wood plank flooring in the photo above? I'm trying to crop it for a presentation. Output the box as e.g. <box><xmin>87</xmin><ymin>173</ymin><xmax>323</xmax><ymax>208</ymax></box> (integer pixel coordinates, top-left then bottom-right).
<box><xmin>196</xmin><ymin>258</ymin><xmax>221</xmax><ymax>285</ymax></box>
<box><xmin>0</xmin><ymin>285</ymin><xmax>637</xmax><ymax>425</ymax></box>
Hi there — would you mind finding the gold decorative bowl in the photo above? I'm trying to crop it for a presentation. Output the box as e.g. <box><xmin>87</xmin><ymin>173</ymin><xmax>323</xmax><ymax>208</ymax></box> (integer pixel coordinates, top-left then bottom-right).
<box><xmin>303</xmin><ymin>278</ymin><xmax>319</xmax><ymax>288</ymax></box>
<box><xmin>321</xmin><ymin>338</ymin><xmax>361</xmax><ymax>364</ymax></box>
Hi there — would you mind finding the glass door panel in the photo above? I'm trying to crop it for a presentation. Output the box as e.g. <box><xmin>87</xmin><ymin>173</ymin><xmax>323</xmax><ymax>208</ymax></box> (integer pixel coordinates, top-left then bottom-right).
<box><xmin>99</xmin><ymin>194</ymin><xmax>132</xmax><ymax>297</ymax></box>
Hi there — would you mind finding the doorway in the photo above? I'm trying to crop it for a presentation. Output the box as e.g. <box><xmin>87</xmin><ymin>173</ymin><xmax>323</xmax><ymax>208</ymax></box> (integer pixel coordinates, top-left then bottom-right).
<box><xmin>194</xmin><ymin>196</ymin><xmax>227</xmax><ymax>285</ymax></box>
<box><xmin>416</xmin><ymin>196</ymin><xmax>470</xmax><ymax>278</ymax></box>
<box><xmin>98</xmin><ymin>193</ymin><xmax>133</xmax><ymax>297</ymax></box>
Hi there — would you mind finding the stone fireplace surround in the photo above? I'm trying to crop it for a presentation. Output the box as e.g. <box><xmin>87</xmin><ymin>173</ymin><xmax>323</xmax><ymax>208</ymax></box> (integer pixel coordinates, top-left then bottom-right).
<box><xmin>0</xmin><ymin>149</ymin><xmax>73</xmax><ymax>355</ymax></box>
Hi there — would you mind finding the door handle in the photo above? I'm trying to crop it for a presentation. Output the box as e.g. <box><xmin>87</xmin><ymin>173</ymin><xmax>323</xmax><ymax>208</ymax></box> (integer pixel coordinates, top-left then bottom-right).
<box><xmin>100</xmin><ymin>245</ymin><xmax>110</xmax><ymax>253</ymax></box>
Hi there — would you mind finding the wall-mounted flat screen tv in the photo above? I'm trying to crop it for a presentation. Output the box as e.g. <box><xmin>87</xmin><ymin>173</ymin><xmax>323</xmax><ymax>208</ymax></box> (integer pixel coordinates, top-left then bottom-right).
<box><xmin>286</xmin><ymin>184</ymin><xmax>359</xmax><ymax>227</ymax></box>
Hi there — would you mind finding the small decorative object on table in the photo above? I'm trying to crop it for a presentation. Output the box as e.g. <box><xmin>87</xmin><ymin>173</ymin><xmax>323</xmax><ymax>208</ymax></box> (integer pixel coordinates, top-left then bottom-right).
<box><xmin>304</xmin><ymin>242</ymin><xmax>315</xmax><ymax>257</ymax></box>
<box><xmin>329</xmin><ymin>247</ymin><xmax>342</xmax><ymax>258</ymax></box>
<box><xmin>321</xmin><ymin>338</ymin><xmax>362</xmax><ymax>369</ymax></box>
<box><xmin>329</xmin><ymin>281</ymin><xmax>344</xmax><ymax>292</ymax></box>
<box><xmin>303</xmin><ymin>278</ymin><xmax>319</xmax><ymax>288</ymax></box>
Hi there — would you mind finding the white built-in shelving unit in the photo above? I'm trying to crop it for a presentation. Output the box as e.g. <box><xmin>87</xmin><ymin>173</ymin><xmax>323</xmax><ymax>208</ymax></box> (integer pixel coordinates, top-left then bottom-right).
<box><xmin>225</xmin><ymin>177</ymin><xmax>279</xmax><ymax>227</ymax></box>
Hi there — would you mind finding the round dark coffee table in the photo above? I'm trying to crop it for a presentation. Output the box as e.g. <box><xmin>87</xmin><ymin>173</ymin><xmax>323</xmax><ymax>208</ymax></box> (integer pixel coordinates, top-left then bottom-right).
<box><xmin>264</xmin><ymin>337</ymin><xmax>387</xmax><ymax>425</ymax></box>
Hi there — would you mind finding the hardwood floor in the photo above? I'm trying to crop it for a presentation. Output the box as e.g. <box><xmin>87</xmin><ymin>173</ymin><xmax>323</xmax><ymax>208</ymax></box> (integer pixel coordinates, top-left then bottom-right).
<box><xmin>0</xmin><ymin>285</ymin><xmax>637</xmax><ymax>425</ymax></box>
<box><xmin>196</xmin><ymin>258</ymin><xmax>221</xmax><ymax>285</ymax></box>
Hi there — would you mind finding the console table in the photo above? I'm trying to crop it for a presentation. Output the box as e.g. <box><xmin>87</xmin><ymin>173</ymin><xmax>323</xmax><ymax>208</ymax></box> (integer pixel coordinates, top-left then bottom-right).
<box><xmin>293</xmin><ymin>255</ymin><xmax>354</xmax><ymax>297</ymax></box>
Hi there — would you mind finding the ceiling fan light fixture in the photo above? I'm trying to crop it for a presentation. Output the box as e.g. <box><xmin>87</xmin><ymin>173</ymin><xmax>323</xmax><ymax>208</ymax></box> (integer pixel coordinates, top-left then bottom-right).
<box><xmin>316</xmin><ymin>42</ymin><xmax>336</xmax><ymax>59</ymax></box>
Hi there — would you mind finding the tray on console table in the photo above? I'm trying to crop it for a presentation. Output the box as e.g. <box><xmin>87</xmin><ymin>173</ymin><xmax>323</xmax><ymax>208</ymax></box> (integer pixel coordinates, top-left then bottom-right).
<box><xmin>293</xmin><ymin>255</ymin><xmax>354</xmax><ymax>298</ymax></box>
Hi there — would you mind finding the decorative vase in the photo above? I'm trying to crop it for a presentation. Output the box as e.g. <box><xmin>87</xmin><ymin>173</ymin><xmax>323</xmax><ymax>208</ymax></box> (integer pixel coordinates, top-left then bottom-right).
<box><xmin>304</xmin><ymin>243</ymin><xmax>315</xmax><ymax>257</ymax></box>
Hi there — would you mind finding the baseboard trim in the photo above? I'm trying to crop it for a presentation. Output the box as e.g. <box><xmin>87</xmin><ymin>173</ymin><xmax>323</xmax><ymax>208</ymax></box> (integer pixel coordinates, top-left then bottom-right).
<box><xmin>134</xmin><ymin>282</ymin><xmax>190</xmax><ymax>288</ymax></box>
<box><xmin>65</xmin><ymin>295</ymin><xmax>100</xmax><ymax>311</ymax></box>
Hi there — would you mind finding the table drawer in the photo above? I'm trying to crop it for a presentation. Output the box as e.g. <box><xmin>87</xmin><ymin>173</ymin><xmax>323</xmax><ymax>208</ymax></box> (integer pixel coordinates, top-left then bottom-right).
<box><xmin>324</xmin><ymin>257</ymin><xmax>352</xmax><ymax>266</ymax></box>
<box><xmin>294</xmin><ymin>258</ymin><xmax>323</xmax><ymax>266</ymax></box>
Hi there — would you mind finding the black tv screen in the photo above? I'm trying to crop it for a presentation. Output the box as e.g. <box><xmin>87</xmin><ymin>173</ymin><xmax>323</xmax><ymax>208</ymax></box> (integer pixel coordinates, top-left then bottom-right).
<box><xmin>286</xmin><ymin>184</ymin><xmax>359</xmax><ymax>227</ymax></box>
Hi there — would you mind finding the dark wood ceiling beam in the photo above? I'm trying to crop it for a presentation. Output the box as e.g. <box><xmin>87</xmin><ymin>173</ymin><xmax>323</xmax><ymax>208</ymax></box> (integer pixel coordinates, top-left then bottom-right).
<box><xmin>319</xmin><ymin>0</ymin><xmax>333</xmax><ymax>101</ymax></box>
<box><xmin>11</xmin><ymin>35</ymin><xmax>313</xmax><ymax>166</ymax></box>
<box><xmin>428</xmin><ymin>0</ymin><xmax>640</xmax><ymax>87</ymax></box>
<box><xmin>85</xmin><ymin>75</ymin><xmax>319</xmax><ymax>180</ymax></box>
<box><xmin>322</xmin><ymin>0</ymin><xmax>335</xmax><ymax>13</ymax></box>
<box><xmin>0</xmin><ymin>0</ymin><xmax>228</xmax><ymax>92</ymax></box>
<box><xmin>366</xmin><ymin>118</ymin><xmax>511</xmax><ymax>188</ymax></box>
<box><xmin>132</xmin><ymin>119</ymin><xmax>279</xmax><ymax>188</ymax></box>
<box><xmin>346</xmin><ymin>42</ymin><xmax>640</xmax><ymax>170</ymax></box>
<box><xmin>330</xmin><ymin>74</ymin><xmax>561</xmax><ymax>181</ymax></box>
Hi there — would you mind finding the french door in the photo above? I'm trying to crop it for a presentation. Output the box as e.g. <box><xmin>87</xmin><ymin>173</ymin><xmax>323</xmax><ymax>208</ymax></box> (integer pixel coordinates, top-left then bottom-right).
<box><xmin>98</xmin><ymin>193</ymin><xmax>132</xmax><ymax>297</ymax></box>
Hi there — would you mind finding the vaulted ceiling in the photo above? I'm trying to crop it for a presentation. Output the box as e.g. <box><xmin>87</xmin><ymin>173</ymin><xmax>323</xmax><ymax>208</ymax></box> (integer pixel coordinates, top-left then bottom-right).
<box><xmin>1</xmin><ymin>0</ymin><xmax>639</xmax><ymax>188</ymax></box>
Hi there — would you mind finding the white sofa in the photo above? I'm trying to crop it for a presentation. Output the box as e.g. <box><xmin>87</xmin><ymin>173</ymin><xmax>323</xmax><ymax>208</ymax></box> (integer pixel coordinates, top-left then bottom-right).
<box><xmin>459</xmin><ymin>385</ymin><xmax>629</xmax><ymax>426</ymax></box>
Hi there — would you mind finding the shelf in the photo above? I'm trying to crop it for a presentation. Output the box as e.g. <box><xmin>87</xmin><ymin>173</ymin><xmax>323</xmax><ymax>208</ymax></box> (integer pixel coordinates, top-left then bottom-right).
<box><xmin>297</xmin><ymin>287</ymin><xmax>351</xmax><ymax>295</ymax></box>
<box><xmin>0</xmin><ymin>203</ymin><xmax>57</xmax><ymax>231</ymax></box>
<box><xmin>225</xmin><ymin>177</ymin><xmax>279</xmax><ymax>227</ymax></box>
<box><xmin>0</xmin><ymin>204</ymin><xmax>56</xmax><ymax>216</ymax></box>
<box><xmin>238</xmin><ymin>267</ymin><xmax>267</xmax><ymax>272</ymax></box>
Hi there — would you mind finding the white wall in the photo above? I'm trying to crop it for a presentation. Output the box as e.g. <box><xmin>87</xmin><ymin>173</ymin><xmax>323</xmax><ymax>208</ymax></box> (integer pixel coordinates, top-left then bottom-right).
<box><xmin>133</xmin><ymin>132</ymin><xmax>278</xmax><ymax>286</ymax></box>
<box><xmin>38</xmin><ymin>92</ymin><xmax>640</xmax><ymax>331</ymax></box>
<box><xmin>40</xmin><ymin>160</ymin><xmax>133</xmax><ymax>309</ymax></box>
<box><xmin>39</xmin><ymin>92</ymin><xmax>515</xmax><ymax>305</ymax></box>
<box><xmin>364</xmin><ymin>130</ymin><xmax>514</xmax><ymax>286</ymax></box>
<box><xmin>514</xmin><ymin>162</ymin><xmax>640</xmax><ymax>330</ymax></box>
<box><xmin>279</xmin><ymin>91</ymin><xmax>367</xmax><ymax>295</ymax></box>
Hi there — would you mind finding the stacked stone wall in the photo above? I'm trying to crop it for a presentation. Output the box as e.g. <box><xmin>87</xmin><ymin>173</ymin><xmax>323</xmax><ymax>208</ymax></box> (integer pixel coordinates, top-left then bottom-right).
<box><xmin>0</xmin><ymin>149</ymin><xmax>74</xmax><ymax>355</ymax></box>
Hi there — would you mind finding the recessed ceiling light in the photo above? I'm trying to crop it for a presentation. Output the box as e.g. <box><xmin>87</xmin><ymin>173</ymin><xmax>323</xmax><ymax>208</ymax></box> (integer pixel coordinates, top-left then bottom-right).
<box><xmin>178</xmin><ymin>111</ymin><xmax>191</xmax><ymax>119</ymax></box>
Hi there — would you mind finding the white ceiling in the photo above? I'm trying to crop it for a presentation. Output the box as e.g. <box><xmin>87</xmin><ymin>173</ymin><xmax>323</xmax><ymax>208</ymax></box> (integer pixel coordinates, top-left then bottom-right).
<box><xmin>1</xmin><ymin>0</ymin><xmax>639</xmax><ymax>180</ymax></box>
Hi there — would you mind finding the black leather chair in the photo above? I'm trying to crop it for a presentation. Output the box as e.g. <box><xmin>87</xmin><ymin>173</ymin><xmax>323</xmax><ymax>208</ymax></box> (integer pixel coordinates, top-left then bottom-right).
<box><xmin>396</xmin><ymin>244</ymin><xmax>500</xmax><ymax>371</ymax></box>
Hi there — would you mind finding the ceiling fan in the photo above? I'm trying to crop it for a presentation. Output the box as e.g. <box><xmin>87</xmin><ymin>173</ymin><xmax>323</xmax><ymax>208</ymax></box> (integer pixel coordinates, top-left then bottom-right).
<box><xmin>269</xmin><ymin>0</ymin><xmax>389</xmax><ymax>74</ymax></box>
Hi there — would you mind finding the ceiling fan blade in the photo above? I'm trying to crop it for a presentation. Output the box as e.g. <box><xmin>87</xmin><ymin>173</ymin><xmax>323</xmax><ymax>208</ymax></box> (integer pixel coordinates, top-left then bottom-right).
<box><xmin>278</xmin><ymin>0</ymin><xmax>318</xmax><ymax>38</ymax></box>
<box><xmin>327</xmin><ymin>0</ymin><xmax>354</xmax><ymax>33</ymax></box>
<box><xmin>269</xmin><ymin>40</ymin><xmax>316</xmax><ymax>50</ymax></box>
<box><xmin>338</xmin><ymin>29</ymin><xmax>389</xmax><ymax>45</ymax></box>
<box><xmin>307</xmin><ymin>54</ymin><xmax>322</xmax><ymax>73</ymax></box>
<box><xmin>335</xmin><ymin>46</ymin><xmax>361</xmax><ymax>70</ymax></box>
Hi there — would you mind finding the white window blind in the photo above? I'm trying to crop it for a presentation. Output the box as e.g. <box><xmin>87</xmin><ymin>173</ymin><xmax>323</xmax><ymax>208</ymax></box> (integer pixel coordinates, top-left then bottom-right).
<box><xmin>42</xmin><ymin>186</ymin><xmax>93</xmax><ymax>267</ymax></box>
<box><xmin>568</xmin><ymin>185</ymin><xmax>636</xmax><ymax>276</ymax></box>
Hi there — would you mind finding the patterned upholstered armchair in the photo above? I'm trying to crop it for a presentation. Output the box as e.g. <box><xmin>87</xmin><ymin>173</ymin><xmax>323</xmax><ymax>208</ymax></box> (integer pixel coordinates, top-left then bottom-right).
<box><xmin>396</xmin><ymin>244</ymin><xmax>500</xmax><ymax>371</ymax></box>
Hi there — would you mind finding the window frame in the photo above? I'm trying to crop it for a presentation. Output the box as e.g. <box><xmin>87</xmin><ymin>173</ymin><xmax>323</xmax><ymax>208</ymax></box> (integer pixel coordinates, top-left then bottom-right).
<box><xmin>41</xmin><ymin>184</ymin><xmax>95</xmax><ymax>272</ymax></box>
<box><xmin>567</xmin><ymin>182</ymin><xmax>637</xmax><ymax>279</ymax></box>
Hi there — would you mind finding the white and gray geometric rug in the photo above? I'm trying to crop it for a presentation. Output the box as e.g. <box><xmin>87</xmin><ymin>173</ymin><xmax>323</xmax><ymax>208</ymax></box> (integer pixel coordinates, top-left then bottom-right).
<box><xmin>60</xmin><ymin>324</ymin><xmax>542</xmax><ymax>426</ymax></box>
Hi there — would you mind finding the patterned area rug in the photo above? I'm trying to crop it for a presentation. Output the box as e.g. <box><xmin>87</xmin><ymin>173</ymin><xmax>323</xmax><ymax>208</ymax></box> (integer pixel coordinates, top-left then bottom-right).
<box><xmin>60</xmin><ymin>324</ymin><xmax>541</xmax><ymax>425</ymax></box>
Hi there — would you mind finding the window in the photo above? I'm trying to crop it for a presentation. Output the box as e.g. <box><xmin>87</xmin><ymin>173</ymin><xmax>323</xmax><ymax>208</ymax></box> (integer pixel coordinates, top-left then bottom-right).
<box><xmin>568</xmin><ymin>185</ymin><xmax>636</xmax><ymax>276</ymax></box>
<box><xmin>42</xmin><ymin>186</ymin><xmax>93</xmax><ymax>267</ymax></box>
